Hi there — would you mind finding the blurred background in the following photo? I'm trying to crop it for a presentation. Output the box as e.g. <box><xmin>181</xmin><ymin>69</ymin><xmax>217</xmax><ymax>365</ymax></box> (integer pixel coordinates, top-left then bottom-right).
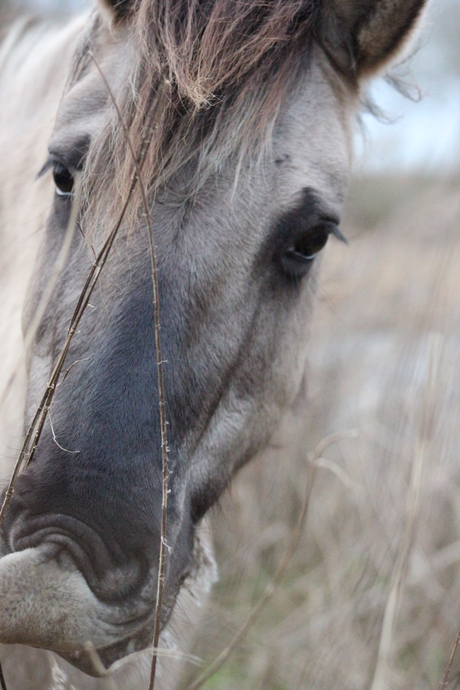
<box><xmin>1</xmin><ymin>1</ymin><xmax>460</xmax><ymax>689</ymax></box>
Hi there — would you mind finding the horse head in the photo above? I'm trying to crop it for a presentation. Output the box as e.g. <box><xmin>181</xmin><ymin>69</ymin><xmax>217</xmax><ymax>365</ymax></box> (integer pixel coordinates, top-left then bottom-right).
<box><xmin>0</xmin><ymin>0</ymin><xmax>428</xmax><ymax>679</ymax></box>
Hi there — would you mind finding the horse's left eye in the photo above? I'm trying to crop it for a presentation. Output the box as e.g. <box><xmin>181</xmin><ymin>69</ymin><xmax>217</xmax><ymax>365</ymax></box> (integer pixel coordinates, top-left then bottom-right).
<box><xmin>291</xmin><ymin>224</ymin><xmax>330</xmax><ymax>259</ymax></box>
<box><xmin>281</xmin><ymin>223</ymin><xmax>333</xmax><ymax>279</ymax></box>
<box><xmin>53</xmin><ymin>163</ymin><xmax>74</xmax><ymax>197</ymax></box>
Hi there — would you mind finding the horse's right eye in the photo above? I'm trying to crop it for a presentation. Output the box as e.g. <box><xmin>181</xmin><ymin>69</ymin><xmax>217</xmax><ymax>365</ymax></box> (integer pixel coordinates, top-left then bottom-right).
<box><xmin>53</xmin><ymin>163</ymin><xmax>74</xmax><ymax>197</ymax></box>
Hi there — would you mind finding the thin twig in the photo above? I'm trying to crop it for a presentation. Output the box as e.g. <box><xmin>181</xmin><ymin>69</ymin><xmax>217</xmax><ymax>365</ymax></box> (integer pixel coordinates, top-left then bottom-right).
<box><xmin>184</xmin><ymin>430</ymin><xmax>358</xmax><ymax>690</ymax></box>
<box><xmin>440</xmin><ymin>624</ymin><xmax>460</xmax><ymax>689</ymax></box>
<box><xmin>0</xmin><ymin>659</ymin><xmax>7</xmax><ymax>690</ymax></box>
<box><xmin>89</xmin><ymin>53</ymin><xmax>171</xmax><ymax>690</ymax></box>
<box><xmin>145</xmin><ymin>128</ymin><xmax>171</xmax><ymax>690</ymax></box>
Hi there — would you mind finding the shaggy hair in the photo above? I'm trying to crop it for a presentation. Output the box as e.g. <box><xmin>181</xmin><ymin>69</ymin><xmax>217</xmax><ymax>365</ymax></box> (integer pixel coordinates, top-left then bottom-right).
<box><xmin>75</xmin><ymin>0</ymin><xmax>325</xmax><ymax>232</ymax></box>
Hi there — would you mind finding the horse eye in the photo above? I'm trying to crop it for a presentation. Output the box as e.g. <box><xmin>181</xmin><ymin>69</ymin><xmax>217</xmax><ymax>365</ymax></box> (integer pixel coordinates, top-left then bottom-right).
<box><xmin>281</xmin><ymin>224</ymin><xmax>332</xmax><ymax>280</ymax></box>
<box><xmin>292</xmin><ymin>225</ymin><xmax>330</xmax><ymax>259</ymax></box>
<box><xmin>53</xmin><ymin>163</ymin><xmax>74</xmax><ymax>197</ymax></box>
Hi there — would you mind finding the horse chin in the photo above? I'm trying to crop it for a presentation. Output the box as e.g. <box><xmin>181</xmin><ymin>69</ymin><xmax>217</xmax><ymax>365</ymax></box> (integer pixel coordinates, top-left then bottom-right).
<box><xmin>0</xmin><ymin>544</ymin><xmax>154</xmax><ymax>673</ymax></box>
<box><xmin>58</xmin><ymin>632</ymin><xmax>154</xmax><ymax>677</ymax></box>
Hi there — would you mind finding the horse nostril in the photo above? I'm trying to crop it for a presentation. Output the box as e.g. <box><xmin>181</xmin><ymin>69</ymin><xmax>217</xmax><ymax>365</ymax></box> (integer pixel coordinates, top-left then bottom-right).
<box><xmin>8</xmin><ymin>512</ymin><xmax>147</xmax><ymax>602</ymax></box>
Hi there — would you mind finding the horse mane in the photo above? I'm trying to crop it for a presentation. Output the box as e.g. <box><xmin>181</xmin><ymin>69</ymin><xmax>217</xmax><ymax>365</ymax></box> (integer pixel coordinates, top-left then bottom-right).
<box><xmin>80</xmin><ymin>0</ymin><xmax>323</xmax><ymax>231</ymax></box>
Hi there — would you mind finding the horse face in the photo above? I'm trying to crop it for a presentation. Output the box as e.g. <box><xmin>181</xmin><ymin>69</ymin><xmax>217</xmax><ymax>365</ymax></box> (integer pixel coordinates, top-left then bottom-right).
<box><xmin>0</xmin><ymin>0</ymin><xmax>427</xmax><ymax>676</ymax></box>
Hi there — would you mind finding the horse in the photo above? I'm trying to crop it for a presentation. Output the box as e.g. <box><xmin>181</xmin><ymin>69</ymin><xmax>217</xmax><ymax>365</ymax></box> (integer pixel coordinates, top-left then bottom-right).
<box><xmin>0</xmin><ymin>1</ymin><xmax>428</xmax><ymax>688</ymax></box>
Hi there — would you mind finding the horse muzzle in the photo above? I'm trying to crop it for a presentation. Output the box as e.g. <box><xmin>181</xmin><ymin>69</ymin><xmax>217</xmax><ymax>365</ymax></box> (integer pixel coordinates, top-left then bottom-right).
<box><xmin>0</xmin><ymin>541</ymin><xmax>160</xmax><ymax>674</ymax></box>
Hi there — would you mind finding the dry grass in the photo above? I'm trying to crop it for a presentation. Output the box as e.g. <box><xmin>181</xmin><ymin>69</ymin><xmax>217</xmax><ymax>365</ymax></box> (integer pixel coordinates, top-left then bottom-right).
<box><xmin>179</xmin><ymin>172</ymin><xmax>460</xmax><ymax>690</ymax></box>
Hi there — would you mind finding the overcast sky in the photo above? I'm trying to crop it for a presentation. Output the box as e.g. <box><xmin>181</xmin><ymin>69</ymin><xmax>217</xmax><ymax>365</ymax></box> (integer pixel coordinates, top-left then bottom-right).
<box><xmin>356</xmin><ymin>0</ymin><xmax>460</xmax><ymax>173</ymax></box>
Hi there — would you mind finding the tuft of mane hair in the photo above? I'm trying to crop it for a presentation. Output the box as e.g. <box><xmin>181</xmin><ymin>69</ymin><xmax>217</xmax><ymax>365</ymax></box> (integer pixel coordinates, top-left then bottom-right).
<box><xmin>81</xmin><ymin>0</ymin><xmax>427</xmax><ymax>236</ymax></box>
<box><xmin>80</xmin><ymin>0</ymin><xmax>322</xmax><ymax>235</ymax></box>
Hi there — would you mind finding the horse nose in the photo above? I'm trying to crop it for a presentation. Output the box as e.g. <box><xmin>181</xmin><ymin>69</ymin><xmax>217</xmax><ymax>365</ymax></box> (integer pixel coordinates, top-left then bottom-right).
<box><xmin>0</xmin><ymin>544</ymin><xmax>155</xmax><ymax>675</ymax></box>
<box><xmin>7</xmin><ymin>511</ymin><xmax>147</xmax><ymax>601</ymax></box>
<box><xmin>0</xmin><ymin>544</ymin><xmax>110</xmax><ymax>650</ymax></box>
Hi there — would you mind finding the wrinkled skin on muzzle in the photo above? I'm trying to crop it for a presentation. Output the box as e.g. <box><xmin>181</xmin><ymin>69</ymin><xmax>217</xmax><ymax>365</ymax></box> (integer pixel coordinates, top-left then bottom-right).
<box><xmin>0</xmin><ymin>0</ymin><xmax>428</xmax><ymax>678</ymax></box>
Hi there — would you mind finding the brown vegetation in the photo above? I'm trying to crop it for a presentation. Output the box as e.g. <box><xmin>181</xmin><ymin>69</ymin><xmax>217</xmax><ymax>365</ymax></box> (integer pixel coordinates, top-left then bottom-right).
<box><xmin>182</xmin><ymin>173</ymin><xmax>460</xmax><ymax>689</ymax></box>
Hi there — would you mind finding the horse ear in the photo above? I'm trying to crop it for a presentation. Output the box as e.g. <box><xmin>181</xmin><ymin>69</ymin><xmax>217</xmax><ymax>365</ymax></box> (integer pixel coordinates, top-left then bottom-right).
<box><xmin>324</xmin><ymin>0</ymin><xmax>429</xmax><ymax>77</ymax></box>
<box><xmin>95</xmin><ymin>0</ymin><xmax>135</xmax><ymax>24</ymax></box>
